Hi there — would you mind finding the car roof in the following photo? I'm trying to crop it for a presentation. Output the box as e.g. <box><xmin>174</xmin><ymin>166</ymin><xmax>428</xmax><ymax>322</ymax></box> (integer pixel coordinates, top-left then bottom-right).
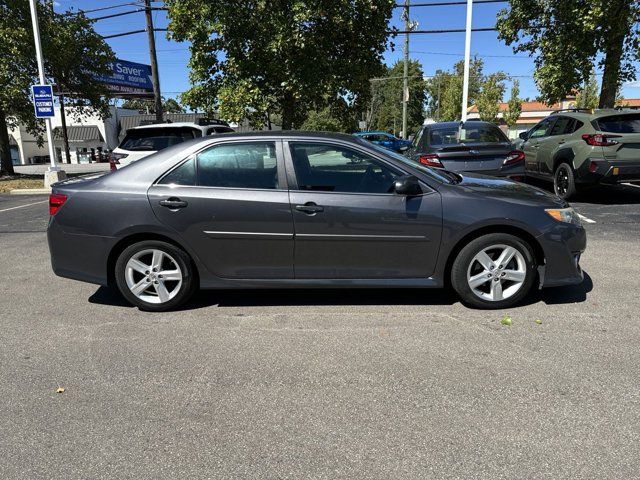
<box><xmin>426</xmin><ymin>121</ymin><xmax>498</xmax><ymax>129</ymax></box>
<box><xmin>130</xmin><ymin>122</ymin><xmax>215</xmax><ymax>130</ymax></box>
<box><xmin>355</xmin><ymin>131</ymin><xmax>391</xmax><ymax>135</ymax></box>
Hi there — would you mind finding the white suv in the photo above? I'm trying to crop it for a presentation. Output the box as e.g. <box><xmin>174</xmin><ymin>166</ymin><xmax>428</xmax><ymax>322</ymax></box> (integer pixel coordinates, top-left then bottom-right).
<box><xmin>110</xmin><ymin>119</ymin><xmax>234</xmax><ymax>169</ymax></box>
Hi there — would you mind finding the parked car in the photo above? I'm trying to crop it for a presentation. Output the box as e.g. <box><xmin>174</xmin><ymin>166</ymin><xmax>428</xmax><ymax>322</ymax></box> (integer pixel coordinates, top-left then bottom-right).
<box><xmin>110</xmin><ymin>119</ymin><xmax>234</xmax><ymax>169</ymax></box>
<box><xmin>519</xmin><ymin>108</ymin><xmax>640</xmax><ymax>199</ymax></box>
<box><xmin>354</xmin><ymin>131</ymin><xmax>413</xmax><ymax>152</ymax></box>
<box><xmin>48</xmin><ymin>132</ymin><xmax>585</xmax><ymax>311</ymax></box>
<box><xmin>405</xmin><ymin>121</ymin><xmax>525</xmax><ymax>180</ymax></box>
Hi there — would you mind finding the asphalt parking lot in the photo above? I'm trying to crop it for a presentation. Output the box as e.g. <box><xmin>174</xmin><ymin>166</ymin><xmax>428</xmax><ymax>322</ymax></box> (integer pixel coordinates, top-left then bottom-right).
<box><xmin>1</xmin><ymin>184</ymin><xmax>639</xmax><ymax>479</ymax></box>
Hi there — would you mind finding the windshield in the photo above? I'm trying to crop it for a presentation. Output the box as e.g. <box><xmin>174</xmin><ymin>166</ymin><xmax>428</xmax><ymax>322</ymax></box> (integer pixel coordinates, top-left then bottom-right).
<box><xmin>365</xmin><ymin>142</ymin><xmax>457</xmax><ymax>184</ymax></box>
<box><xmin>120</xmin><ymin>127</ymin><xmax>199</xmax><ymax>152</ymax></box>
<box><xmin>429</xmin><ymin>124</ymin><xmax>509</xmax><ymax>146</ymax></box>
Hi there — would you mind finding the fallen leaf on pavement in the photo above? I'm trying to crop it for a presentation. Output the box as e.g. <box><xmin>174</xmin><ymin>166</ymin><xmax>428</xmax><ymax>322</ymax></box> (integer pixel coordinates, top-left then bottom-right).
<box><xmin>56</xmin><ymin>387</ymin><xmax>65</xmax><ymax>394</ymax></box>
<box><xmin>501</xmin><ymin>315</ymin><xmax>512</xmax><ymax>326</ymax></box>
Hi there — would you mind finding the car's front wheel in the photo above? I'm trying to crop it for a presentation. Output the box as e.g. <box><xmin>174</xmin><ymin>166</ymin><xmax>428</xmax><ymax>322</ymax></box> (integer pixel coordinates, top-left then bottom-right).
<box><xmin>451</xmin><ymin>233</ymin><xmax>536</xmax><ymax>309</ymax></box>
<box><xmin>115</xmin><ymin>240</ymin><xmax>197</xmax><ymax>311</ymax></box>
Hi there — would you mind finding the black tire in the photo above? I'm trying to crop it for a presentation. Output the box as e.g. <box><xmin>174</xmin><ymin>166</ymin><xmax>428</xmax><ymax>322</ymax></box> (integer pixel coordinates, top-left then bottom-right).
<box><xmin>115</xmin><ymin>240</ymin><xmax>197</xmax><ymax>311</ymax></box>
<box><xmin>554</xmin><ymin>162</ymin><xmax>577</xmax><ymax>200</ymax></box>
<box><xmin>451</xmin><ymin>233</ymin><xmax>537</xmax><ymax>309</ymax></box>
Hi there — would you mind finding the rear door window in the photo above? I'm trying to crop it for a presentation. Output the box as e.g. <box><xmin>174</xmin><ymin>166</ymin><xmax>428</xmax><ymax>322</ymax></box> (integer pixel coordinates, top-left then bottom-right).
<box><xmin>549</xmin><ymin>117</ymin><xmax>573</xmax><ymax>136</ymax></box>
<box><xmin>596</xmin><ymin>113</ymin><xmax>640</xmax><ymax>133</ymax></box>
<box><xmin>196</xmin><ymin>142</ymin><xmax>278</xmax><ymax>189</ymax></box>
<box><xmin>120</xmin><ymin>127</ymin><xmax>198</xmax><ymax>152</ymax></box>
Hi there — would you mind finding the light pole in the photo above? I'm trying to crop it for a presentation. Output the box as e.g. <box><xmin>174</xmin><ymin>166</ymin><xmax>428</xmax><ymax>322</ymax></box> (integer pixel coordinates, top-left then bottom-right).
<box><xmin>460</xmin><ymin>0</ymin><xmax>473</xmax><ymax>123</ymax></box>
<box><xmin>28</xmin><ymin>0</ymin><xmax>66</xmax><ymax>187</ymax></box>
<box><xmin>401</xmin><ymin>0</ymin><xmax>410</xmax><ymax>139</ymax></box>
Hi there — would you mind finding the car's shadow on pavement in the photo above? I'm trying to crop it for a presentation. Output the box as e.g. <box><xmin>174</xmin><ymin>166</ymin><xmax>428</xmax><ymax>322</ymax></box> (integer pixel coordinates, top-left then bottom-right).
<box><xmin>88</xmin><ymin>271</ymin><xmax>593</xmax><ymax>310</ymax></box>
<box><xmin>524</xmin><ymin>178</ymin><xmax>640</xmax><ymax>205</ymax></box>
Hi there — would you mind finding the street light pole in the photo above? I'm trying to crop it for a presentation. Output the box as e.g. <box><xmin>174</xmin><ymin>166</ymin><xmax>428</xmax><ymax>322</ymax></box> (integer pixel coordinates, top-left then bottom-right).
<box><xmin>460</xmin><ymin>0</ymin><xmax>473</xmax><ymax>122</ymax></box>
<box><xmin>28</xmin><ymin>0</ymin><xmax>64</xmax><ymax>185</ymax></box>
<box><xmin>401</xmin><ymin>0</ymin><xmax>410</xmax><ymax>139</ymax></box>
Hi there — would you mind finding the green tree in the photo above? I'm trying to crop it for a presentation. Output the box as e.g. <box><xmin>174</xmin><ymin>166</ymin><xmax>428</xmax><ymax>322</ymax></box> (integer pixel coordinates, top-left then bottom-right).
<box><xmin>300</xmin><ymin>108</ymin><xmax>344</xmax><ymax>132</ymax></box>
<box><xmin>425</xmin><ymin>59</ymin><xmax>484</xmax><ymax>121</ymax></box>
<box><xmin>497</xmin><ymin>0</ymin><xmax>640</xmax><ymax>108</ymax></box>
<box><xmin>476</xmin><ymin>73</ymin><xmax>507</xmax><ymax>123</ymax></box>
<box><xmin>0</xmin><ymin>0</ymin><xmax>113</xmax><ymax>174</ymax></box>
<box><xmin>166</xmin><ymin>0</ymin><xmax>395</xmax><ymax>129</ymax></box>
<box><xmin>370</xmin><ymin>60</ymin><xmax>426</xmax><ymax>137</ymax></box>
<box><xmin>574</xmin><ymin>71</ymin><xmax>599</xmax><ymax>110</ymax></box>
<box><xmin>121</xmin><ymin>97</ymin><xmax>185</xmax><ymax>114</ymax></box>
<box><xmin>503</xmin><ymin>79</ymin><xmax>522</xmax><ymax>128</ymax></box>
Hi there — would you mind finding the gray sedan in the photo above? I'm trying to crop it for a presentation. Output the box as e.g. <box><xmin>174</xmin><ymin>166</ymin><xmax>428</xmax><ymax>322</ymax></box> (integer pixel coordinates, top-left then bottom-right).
<box><xmin>47</xmin><ymin>131</ymin><xmax>586</xmax><ymax>311</ymax></box>
<box><xmin>406</xmin><ymin>121</ymin><xmax>525</xmax><ymax>180</ymax></box>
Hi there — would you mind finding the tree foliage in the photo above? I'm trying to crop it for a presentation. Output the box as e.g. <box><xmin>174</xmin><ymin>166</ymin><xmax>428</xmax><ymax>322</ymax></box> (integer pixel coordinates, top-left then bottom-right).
<box><xmin>121</xmin><ymin>97</ymin><xmax>185</xmax><ymax>114</ymax></box>
<box><xmin>503</xmin><ymin>79</ymin><xmax>522</xmax><ymax>128</ymax></box>
<box><xmin>497</xmin><ymin>0</ymin><xmax>640</xmax><ymax>108</ymax></box>
<box><xmin>425</xmin><ymin>59</ymin><xmax>484</xmax><ymax>121</ymax></box>
<box><xmin>166</xmin><ymin>0</ymin><xmax>395</xmax><ymax>129</ymax></box>
<box><xmin>0</xmin><ymin>0</ymin><xmax>113</xmax><ymax>174</ymax></box>
<box><xmin>476</xmin><ymin>72</ymin><xmax>507</xmax><ymax>123</ymax></box>
<box><xmin>370</xmin><ymin>60</ymin><xmax>426</xmax><ymax>138</ymax></box>
<box><xmin>574</xmin><ymin>71</ymin><xmax>599</xmax><ymax>110</ymax></box>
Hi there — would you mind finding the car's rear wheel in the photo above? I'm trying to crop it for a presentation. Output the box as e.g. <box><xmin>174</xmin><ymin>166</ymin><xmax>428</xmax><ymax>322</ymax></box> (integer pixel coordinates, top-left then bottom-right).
<box><xmin>554</xmin><ymin>163</ymin><xmax>577</xmax><ymax>199</ymax></box>
<box><xmin>115</xmin><ymin>240</ymin><xmax>197</xmax><ymax>311</ymax></box>
<box><xmin>451</xmin><ymin>233</ymin><xmax>536</xmax><ymax>309</ymax></box>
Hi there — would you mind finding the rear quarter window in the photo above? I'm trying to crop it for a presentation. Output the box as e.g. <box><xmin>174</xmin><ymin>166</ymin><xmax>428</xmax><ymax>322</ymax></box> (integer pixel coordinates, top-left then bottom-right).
<box><xmin>595</xmin><ymin>113</ymin><xmax>640</xmax><ymax>133</ymax></box>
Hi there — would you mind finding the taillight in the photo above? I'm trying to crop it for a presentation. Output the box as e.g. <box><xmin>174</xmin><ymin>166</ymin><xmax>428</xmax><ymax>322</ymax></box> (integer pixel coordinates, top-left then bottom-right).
<box><xmin>503</xmin><ymin>150</ymin><xmax>525</xmax><ymax>166</ymax></box>
<box><xmin>581</xmin><ymin>133</ymin><xmax>621</xmax><ymax>146</ymax></box>
<box><xmin>419</xmin><ymin>154</ymin><xmax>443</xmax><ymax>168</ymax></box>
<box><xmin>49</xmin><ymin>193</ymin><xmax>67</xmax><ymax>216</ymax></box>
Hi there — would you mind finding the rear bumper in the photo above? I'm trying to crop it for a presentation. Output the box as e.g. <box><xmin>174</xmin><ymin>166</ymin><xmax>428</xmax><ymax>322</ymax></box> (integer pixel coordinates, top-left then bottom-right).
<box><xmin>537</xmin><ymin>223</ymin><xmax>586</xmax><ymax>288</ymax></box>
<box><xmin>446</xmin><ymin>163</ymin><xmax>525</xmax><ymax>179</ymax></box>
<box><xmin>47</xmin><ymin>217</ymin><xmax>114</xmax><ymax>286</ymax></box>
<box><xmin>577</xmin><ymin>158</ymin><xmax>640</xmax><ymax>184</ymax></box>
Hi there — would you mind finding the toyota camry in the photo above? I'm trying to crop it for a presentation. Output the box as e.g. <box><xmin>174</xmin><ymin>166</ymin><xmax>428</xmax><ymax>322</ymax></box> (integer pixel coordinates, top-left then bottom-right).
<box><xmin>47</xmin><ymin>132</ymin><xmax>586</xmax><ymax>311</ymax></box>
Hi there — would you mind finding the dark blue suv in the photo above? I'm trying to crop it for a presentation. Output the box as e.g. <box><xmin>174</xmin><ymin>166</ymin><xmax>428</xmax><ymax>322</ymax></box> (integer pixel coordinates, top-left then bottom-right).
<box><xmin>354</xmin><ymin>131</ymin><xmax>413</xmax><ymax>152</ymax></box>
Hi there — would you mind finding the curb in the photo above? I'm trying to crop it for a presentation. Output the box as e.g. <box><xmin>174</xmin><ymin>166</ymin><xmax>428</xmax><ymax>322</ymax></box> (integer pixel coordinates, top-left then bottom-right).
<box><xmin>9</xmin><ymin>188</ymin><xmax>51</xmax><ymax>195</ymax></box>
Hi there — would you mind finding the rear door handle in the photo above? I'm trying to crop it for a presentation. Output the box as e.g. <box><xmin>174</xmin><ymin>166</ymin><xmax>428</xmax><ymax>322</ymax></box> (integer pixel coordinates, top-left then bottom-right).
<box><xmin>159</xmin><ymin>197</ymin><xmax>188</xmax><ymax>209</ymax></box>
<box><xmin>295</xmin><ymin>203</ymin><xmax>324</xmax><ymax>214</ymax></box>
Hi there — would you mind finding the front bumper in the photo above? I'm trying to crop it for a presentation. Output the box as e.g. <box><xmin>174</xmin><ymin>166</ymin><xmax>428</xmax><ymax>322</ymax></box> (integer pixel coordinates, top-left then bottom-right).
<box><xmin>577</xmin><ymin>158</ymin><xmax>640</xmax><ymax>184</ymax></box>
<box><xmin>537</xmin><ymin>223</ymin><xmax>586</xmax><ymax>288</ymax></box>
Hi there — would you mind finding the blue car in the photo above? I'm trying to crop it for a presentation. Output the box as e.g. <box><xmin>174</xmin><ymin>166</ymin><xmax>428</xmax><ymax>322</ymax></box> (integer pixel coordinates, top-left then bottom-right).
<box><xmin>354</xmin><ymin>131</ymin><xmax>413</xmax><ymax>152</ymax></box>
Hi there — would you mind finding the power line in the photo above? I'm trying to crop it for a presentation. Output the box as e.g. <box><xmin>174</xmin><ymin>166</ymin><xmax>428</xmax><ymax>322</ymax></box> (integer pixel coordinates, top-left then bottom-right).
<box><xmin>66</xmin><ymin>2</ymin><xmax>144</xmax><ymax>15</ymax></box>
<box><xmin>102</xmin><ymin>27</ymin><xmax>167</xmax><ymax>39</ymax></box>
<box><xmin>394</xmin><ymin>0</ymin><xmax>507</xmax><ymax>7</ymax></box>
<box><xmin>410</xmin><ymin>50</ymin><xmax>530</xmax><ymax>59</ymax></box>
<box><xmin>393</xmin><ymin>27</ymin><xmax>496</xmax><ymax>34</ymax></box>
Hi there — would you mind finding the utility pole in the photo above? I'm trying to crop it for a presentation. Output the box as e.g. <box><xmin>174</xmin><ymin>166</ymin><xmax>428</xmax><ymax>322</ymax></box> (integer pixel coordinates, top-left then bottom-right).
<box><xmin>460</xmin><ymin>0</ymin><xmax>473</xmax><ymax>122</ymax></box>
<box><xmin>28</xmin><ymin>0</ymin><xmax>65</xmax><ymax>186</ymax></box>
<box><xmin>144</xmin><ymin>0</ymin><xmax>163</xmax><ymax>123</ymax></box>
<box><xmin>401</xmin><ymin>0</ymin><xmax>410</xmax><ymax>139</ymax></box>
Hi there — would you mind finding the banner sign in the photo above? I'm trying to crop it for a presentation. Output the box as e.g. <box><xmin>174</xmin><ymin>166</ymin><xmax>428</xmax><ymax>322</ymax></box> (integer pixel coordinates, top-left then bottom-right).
<box><xmin>32</xmin><ymin>85</ymin><xmax>55</xmax><ymax>118</ymax></box>
<box><xmin>92</xmin><ymin>59</ymin><xmax>154</xmax><ymax>98</ymax></box>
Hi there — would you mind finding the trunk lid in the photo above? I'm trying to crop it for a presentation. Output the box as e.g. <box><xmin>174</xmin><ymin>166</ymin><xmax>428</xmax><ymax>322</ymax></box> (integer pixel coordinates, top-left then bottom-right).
<box><xmin>435</xmin><ymin>142</ymin><xmax>512</xmax><ymax>172</ymax></box>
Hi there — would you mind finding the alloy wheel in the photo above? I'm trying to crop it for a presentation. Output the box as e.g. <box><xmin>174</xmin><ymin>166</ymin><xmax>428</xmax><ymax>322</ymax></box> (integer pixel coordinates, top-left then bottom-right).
<box><xmin>124</xmin><ymin>249</ymin><xmax>183</xmax><ymax>304</ymax></box>
<box><xmin>466</xmin><ymin>244</ymin><xmax>527</xmax><ymax>302</ymax></box>
<box><xmin>555</xmin><ymin>166</ymin><xmax>569</xmax><ymax>196</ymax></box>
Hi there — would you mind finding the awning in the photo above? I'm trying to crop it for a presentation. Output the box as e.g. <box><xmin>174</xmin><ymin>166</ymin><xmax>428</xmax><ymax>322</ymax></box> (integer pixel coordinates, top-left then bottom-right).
<box><xmin>53</xmin><ymin>126</ymin><xmax>104</xmax><ymax>143</ymax></box>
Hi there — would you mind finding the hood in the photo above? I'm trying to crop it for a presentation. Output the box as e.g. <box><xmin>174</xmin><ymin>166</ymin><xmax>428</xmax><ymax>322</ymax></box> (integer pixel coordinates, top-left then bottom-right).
<box><xmin>453</xmin><ymin>172</ymin><xmax>568</xmax><ymax>208</ymax></box>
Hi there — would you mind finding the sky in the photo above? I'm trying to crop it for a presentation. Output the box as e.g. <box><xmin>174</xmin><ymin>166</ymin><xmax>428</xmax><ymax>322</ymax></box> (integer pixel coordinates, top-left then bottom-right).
<box><xmin>55</xmin><ymin>0</ymin><xmax>640</xmax><ymax>104</ymax></box>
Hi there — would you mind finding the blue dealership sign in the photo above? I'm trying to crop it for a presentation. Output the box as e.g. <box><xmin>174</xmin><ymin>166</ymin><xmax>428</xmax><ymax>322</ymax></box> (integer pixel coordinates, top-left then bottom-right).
<box><xmin>32</xmin><ymin>85</ymin><xmax>55</xmax><ymax>118</ymax></box>
<box><xmin>92</xmin><ymin>59</ymin><xmax>154</xmax><ymax>97</ymax></box>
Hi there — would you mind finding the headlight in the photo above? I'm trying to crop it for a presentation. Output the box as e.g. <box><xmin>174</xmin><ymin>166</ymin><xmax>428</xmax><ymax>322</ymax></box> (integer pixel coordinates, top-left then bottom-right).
<box><xmin>545</xmin><ymin>207</ymin><xmax>582</xmax><ymax>226</ymax></box>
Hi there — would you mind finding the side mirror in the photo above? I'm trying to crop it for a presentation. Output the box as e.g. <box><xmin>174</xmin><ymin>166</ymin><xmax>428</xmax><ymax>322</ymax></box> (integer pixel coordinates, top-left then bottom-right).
<box><xmin>519</xmin><ymin>131</ymin><xmax>529</xmax><ymax>141</ymax></box>
<box><xmin>394</xmin><ymin>175</ymin><xmax>422</xmax><ymax>196</ymax></box>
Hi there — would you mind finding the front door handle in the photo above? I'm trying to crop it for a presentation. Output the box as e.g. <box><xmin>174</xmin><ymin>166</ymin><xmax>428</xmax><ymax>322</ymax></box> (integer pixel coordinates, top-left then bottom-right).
<box><xmin>533</xmin><ymin>144</ymin><xmax>540</xmax><ymax>149</ymax></box>
<box><xmin>159</xmin><ymin>197</ymin><xmax>188</xmax><ymax>209</ymax></box>
<box><xmin>295</xmin><ymin>202</ymin><xmax>324</xmax><ymax>214</ymax></box>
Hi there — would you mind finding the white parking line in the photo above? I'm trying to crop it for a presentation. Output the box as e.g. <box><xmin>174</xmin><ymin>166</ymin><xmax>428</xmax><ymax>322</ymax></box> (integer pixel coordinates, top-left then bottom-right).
<box><xmin>622</xmin><ymin>182</ymin><xmax>640</xmax><ymax>189</ymax></box>
<box><xmin>0</xmin><ymin>200</ymin><xmax>47</xmax><ymax>213</ymax></box>
<box><xmin>578</xmin><ymin>213</ymin><xmax>596</xmax><ymax>224</ymax></box>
